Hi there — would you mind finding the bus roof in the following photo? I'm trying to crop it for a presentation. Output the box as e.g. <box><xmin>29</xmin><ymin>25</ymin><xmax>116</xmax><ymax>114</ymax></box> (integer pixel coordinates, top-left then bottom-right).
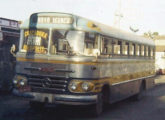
<box><xmin>21</xmin><ymin>12</ymin><xmax>155</xmax><ymax>46</ymax></box>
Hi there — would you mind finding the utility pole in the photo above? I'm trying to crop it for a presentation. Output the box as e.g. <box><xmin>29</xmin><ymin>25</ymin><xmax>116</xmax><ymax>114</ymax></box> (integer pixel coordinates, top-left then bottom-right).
<box><xmin>114</xmin><ymin>0</ymin><xmax>123</xmax><ymax>28</ymax></box>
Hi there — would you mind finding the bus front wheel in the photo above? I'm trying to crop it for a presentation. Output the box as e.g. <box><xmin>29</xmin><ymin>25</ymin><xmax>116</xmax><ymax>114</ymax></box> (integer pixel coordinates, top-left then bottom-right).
<box><xmin>91</xmin><ymin>93</ymin><xmax>103</xmax><ymax>117</ymax></box>
<box><xmin>133</xmin><ymin>81</ymin><xmax>146</xmax><ymax>101</ymax></box>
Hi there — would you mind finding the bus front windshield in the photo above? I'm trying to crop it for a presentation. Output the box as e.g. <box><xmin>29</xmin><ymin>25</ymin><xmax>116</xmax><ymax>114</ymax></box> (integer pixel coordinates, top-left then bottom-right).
<box><xmin>21</xmin><ymin>29</ymin><xmax>98</xmax><ymax>56</ymax></box>
<box><xmin>50</xmin><ymin>30</ymin><xmax>85</xmax><ymax>55</ymax></box>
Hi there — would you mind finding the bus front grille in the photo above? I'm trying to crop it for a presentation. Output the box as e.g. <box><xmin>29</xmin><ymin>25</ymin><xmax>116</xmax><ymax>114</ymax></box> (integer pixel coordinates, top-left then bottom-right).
<box><xmin>28</xmin><ymin>76</ymin><xmax>68</xmax><ymax>93</ymax></box>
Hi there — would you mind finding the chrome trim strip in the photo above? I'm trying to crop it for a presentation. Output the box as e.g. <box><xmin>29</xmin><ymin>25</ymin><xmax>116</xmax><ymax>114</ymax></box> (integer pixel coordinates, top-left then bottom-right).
<box><xmin>55</xmin><ymin>70</ymin><xmax>75</xmax><ymax>73</ymax></box>
<box><xmin>18</xmin><ymin>73</ymin><xmax>68</xmax><ymax>78</ymax></box>
<box><xmin>24</xmin><ymin>67</ymin><xmax>74</xmax><ymax>73</ymax></box>
<box><xmin>17</xmin><ymin>52</ymin><xmax>154</xmax><ymax>63</ymax></box>
<box><xmin>32</xmin><ymin>86</ymin><xmax>66</xmax><ymax>92</ymax></box>
<box><xmin>111</xmin><ymin>75</ymin><xmax>155</xmax><ymax>86</ymax></box>
<box><xmin>13</xmin><ymin>89</ymin><xmax>97</xmax><ymax>100</ymax></box>
<box><xmin>54</xmin><ymin>94</ymin><xmax>97</xmax><ymax>100</ymax></box>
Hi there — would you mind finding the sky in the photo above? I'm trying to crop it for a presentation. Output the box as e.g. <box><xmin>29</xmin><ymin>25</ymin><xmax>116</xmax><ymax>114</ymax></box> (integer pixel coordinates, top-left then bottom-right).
<box><xmin>0</xmin><ymin>0</ymin><xmax>165</xmax><ymax>35</ymax></box>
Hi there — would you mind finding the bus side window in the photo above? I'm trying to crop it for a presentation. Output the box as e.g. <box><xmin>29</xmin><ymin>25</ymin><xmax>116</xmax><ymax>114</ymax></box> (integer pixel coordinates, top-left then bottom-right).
<box><xmin>101</xmin><ymin>37</ymin><xmax>108</xmax><ymax>54</ymax></box>
<box><xmin>85</xmin><ymin>33</ymin><xmax>95</xmax><ymax>49</ymax></box>
<box><xmin>149</xmin><ymin>47</ymin><xmax>151</xmax><ymax>57</ymax></box>
<box><xmin>100</xmin><ymin>37</ymin><xmax>113</xmax><ymax>55</ymax></box>
<box><xmin>107</xmin><ymin>38</ymin><xmax>113</xmax><ymax>54</ymax></box>
<box><xmin>150</xmin><ymin>47</ymin><xmax>155</xmax><ymax>58</ymax></box>
<box><xmin>145</xmin><ymin>46</ymin><xmax>148</xmax><ymax>57</ymax></box>
<box><xmin>122</xmin><ymin>42</ymin><xmax>128</xmax><ymax>55</ymax></box>
<box><xmin>150</xmin><ymin>47</ymin><xmax>152</xmax><ymax>57</ymax></box>
<box><xmin>141</xmin><ymin>45</ymin><xmax>144</xmax><ymax>56</ymax></box>
<box><xmin>153</xmin><ymin>48</ymin><xmax>155</xmax><ymax>58</ymax></box>
<box><xmin>129</xmin><ymin>43</ymin><xmax>135</xmax><ymax>55</ymax></box>
<box><xmin>136</xmin><ymin>44</ymin><xmax>140</xmax><ymax>56</ymax></box>
<box><xmin>113</xmin><ymin>40</ymin><xmax>121</xmax><ymax>55</ymax></box>
<box><xmin>84</xmin><ymin>32</ymin><xmax>96</xmax><ymax>55</ymax></box>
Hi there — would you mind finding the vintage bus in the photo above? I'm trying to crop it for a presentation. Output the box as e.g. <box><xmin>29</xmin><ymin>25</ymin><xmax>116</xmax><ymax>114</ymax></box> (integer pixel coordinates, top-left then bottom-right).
<box><xmin>13</xmin><ymin>12</ymin><xmax>155</xmax><ymax>116</ymax></box>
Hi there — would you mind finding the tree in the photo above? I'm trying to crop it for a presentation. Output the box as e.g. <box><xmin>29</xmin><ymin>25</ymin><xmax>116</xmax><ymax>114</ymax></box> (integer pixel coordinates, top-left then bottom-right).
<box><xmin>143</xmin><ymin>31</ymin><xmax>159</xmax><ymax>39</ymax></box>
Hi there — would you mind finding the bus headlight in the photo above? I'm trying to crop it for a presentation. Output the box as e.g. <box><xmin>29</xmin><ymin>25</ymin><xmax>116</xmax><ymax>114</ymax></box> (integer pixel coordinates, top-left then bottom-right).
<box><xmin>20</xmin><ymin>80</ymin><xmax>26</xmax><ymax>86</ymax></box>
<box><xmin>13</xmin><ymin>79</ymin><xmax>18</xmax><ymax>84</ymax></box>
<box><xmin>69</xmin><ymin>82</ymin><xmax>78</xmax><ymax>91</ymax></box>
<box><xmin>81</xmin><ymin>82</ymin><xmax>94</xmax><ymax>92</ymax></box>
<box><xmin>69</xmin><ymin>80</ymin><xmax>95</xmax><ymax>93</ymax></box>
<box><xmin>13</xmin><ymin>75</ymin><xmax>27</xmax><ymax>87</ymax></box>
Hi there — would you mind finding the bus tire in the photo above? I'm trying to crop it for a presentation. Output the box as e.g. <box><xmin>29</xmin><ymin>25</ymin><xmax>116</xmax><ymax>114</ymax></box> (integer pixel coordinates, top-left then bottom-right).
<box><xmin>133</xmin><ymin>81</ymin><xmax>145</xmax><ymax>101</ymax></box>
<box><xmin>91</xmin><ymin>93</ymin><xmax>103</xmax><ymax>117</ymax></box>
<box><xmin>29</xmin><ymin>101</ymin><xmax>45</xmax><ymax>110</ymax></box>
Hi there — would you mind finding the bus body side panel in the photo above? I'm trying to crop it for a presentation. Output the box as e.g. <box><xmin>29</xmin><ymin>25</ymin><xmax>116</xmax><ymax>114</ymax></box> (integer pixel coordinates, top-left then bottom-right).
<box><xmin>109</xmin><ymin>80</ymin><xmax>142</xmax><ymax>103</ymax></box>
<box><xmin>98</xmin><ymin>59</ymin><xmax>155</xmax><ymax>103</ymax></box>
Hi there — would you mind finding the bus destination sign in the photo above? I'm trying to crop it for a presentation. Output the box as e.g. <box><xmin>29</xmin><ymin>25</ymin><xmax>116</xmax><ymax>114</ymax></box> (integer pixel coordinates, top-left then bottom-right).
<box><xmin>37</xmin><ymin>16</ymin><xmax>73</xmax><ymax>24</ymax></box>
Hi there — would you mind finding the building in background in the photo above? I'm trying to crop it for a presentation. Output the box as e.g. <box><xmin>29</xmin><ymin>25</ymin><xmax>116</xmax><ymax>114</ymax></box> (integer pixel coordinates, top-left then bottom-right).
<box><xmin>155</xmin><ymin>35</ymin><xmax>165</xmax><ymax>74</ymax></box>
<box><xmin>0</xmin><ymin>18</ymin><xmax>20</xmax><ymax>92</ymax></box>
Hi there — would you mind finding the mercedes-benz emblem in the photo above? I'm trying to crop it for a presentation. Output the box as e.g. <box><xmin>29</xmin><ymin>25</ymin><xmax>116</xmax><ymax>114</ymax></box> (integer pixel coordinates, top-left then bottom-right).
<box><xmin>42</xmin><ymin>78</ymin><xmax>52</xmax><ymax>88</ymax></box>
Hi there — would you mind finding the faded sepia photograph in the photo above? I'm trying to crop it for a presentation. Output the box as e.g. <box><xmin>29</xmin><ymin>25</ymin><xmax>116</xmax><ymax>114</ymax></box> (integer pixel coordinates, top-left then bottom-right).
<box><xmin>0</xmin><ymin>0</ymin><xmax>165</xmax><ymax>120</ymax></box>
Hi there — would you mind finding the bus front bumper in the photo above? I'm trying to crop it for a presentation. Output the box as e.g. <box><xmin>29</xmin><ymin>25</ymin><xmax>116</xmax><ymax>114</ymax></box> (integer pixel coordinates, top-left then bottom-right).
<box><xmin>12</xmin><ymin>89</ymin><xmax>98</xmax><ymax>105</ymax></box>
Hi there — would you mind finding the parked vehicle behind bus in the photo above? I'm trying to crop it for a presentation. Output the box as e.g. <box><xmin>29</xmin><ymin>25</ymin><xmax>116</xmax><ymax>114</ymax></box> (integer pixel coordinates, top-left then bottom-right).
<box><xmin>13</xmin><ymin>12</ymin><xmax>155</xmax><ymax>116</ymax></box>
